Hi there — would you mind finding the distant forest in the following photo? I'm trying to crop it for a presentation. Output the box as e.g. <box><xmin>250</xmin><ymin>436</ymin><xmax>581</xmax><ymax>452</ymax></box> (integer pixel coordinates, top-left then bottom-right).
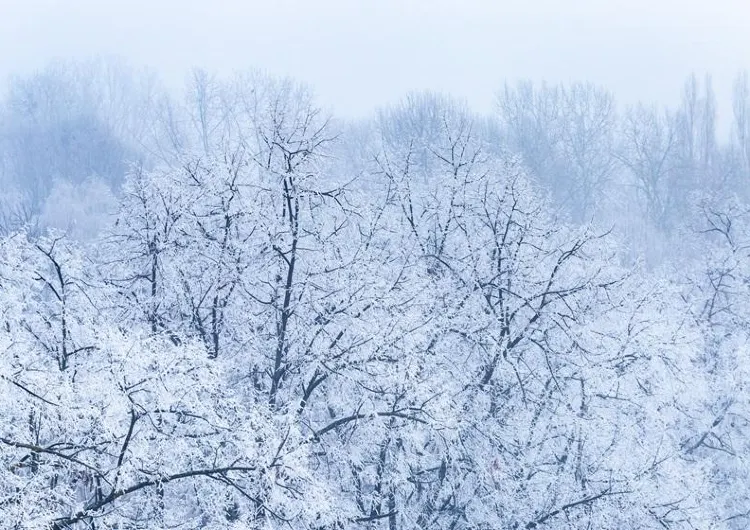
<box><xmin>2</xmin><ymin>58</ymin><xmax>749</xmax><ymax>260</ymax></box>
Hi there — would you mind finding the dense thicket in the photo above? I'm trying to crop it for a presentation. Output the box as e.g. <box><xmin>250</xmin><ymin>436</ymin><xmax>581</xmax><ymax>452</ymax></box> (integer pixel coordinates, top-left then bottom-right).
<box><xmin>1</xmin><ymin>61</ymin><xmax>750</xmax><ymax>529</ymax></box>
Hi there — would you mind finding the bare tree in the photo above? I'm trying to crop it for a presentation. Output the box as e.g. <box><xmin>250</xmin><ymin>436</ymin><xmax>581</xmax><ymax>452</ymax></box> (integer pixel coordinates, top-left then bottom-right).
<box><xmin>731</xmin><ymin>71</ymin><xmax>750</xmax><ymax>178</ymax></box>
<box><xmin>617</xmin><ymin>103</ymin><xmax>679</xmax><ymax>229</ymax></box>
<box><xmin>497</xmin><ymin>81</ymin><xmax>617</xmax><ymax>222</ymax></box>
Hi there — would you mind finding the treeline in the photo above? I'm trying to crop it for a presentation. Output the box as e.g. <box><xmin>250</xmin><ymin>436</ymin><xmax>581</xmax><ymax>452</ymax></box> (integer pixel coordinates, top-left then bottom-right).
<box><xmin>3</xmin><ymin>60</ymin><xmax>750</xmax><ymax>261</ymax></box>
<box><xmin>0</xmin><ymin>60</ymin><xmax>750</xmax><ymax>529</ymax></box>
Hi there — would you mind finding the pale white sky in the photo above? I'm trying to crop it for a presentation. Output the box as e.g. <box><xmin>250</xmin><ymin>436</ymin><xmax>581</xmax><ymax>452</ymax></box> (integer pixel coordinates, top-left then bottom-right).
<box><xmin>1</xmin><ymin>0</ymin><xmax>749</xmax><ymax>121</ymax></box>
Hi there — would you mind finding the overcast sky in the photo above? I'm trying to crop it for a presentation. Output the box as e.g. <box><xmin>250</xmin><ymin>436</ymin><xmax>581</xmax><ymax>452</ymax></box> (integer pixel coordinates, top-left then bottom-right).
<box><xmin>2</xmin><ymin>0</ymin><xmax>750</xmax><ymax>123</ymax></box>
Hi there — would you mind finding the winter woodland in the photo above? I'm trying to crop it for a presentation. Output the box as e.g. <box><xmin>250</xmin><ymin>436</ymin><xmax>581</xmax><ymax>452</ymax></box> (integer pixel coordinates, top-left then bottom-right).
<box><xmin>1</xmin><ymin>60</ymin><xmax>750</xmax><ymax>529</ymax></box>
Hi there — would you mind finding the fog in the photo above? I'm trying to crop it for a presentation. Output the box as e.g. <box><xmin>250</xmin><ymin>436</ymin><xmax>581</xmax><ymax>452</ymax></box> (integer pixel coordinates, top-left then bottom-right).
<box><xmin>5</xmin><ymin>3</ymin><xmax>750</xmax><ymax>529</ymax></box>
<box><xmin>3</xmin><ymin>0</ymin><xmax>749</xmax><ymax>118</ymax></box>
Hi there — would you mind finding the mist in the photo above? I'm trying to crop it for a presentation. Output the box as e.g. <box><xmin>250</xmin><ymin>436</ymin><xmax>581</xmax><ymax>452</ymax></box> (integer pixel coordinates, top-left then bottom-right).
<box><xmin>3</xmin><ymin>0</ymin><xmax>750</xmax><ymax>118</ymax></box>
<box><xmin>2</xmin><ymin>2</ymin><xmax>750</xmax><ymax>528</ymax></box>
